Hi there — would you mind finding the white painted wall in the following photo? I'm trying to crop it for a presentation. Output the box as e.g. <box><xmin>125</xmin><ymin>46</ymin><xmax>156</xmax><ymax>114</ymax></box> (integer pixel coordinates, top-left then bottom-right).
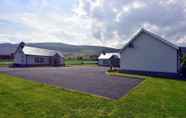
<box><xmin>98</xmin><ymin>59</ymin><xmax>110</xmax><ymax>66</ymax></box>
<box><xmin>14</xmin><ymin>48</ymin><xmax>26</xmax><ymax>64</ymax></box>
<box><xmin>26</xmin><ymin>55</ymin><xmax>50</xmax><ymax>65</ymax></box>
<box><xmin>14</xmin><ymin>47</ymin><xmax>64</xmax><ymax>65</ymax></box>
<box><xmin>98</xmin><ymin>60</ymin><xmax>104</xmax><ymax>65</ymax></box>
<box><xmin>120</xmin><ymin>33</ymin><xmax>178</xmax><ymax>73</ymax></box>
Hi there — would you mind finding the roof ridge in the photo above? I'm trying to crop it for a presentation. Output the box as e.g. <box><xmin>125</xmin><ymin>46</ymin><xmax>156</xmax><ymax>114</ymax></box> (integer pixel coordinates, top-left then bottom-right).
<box><xmin>141</xmin><ymin>29</ymin><xmax>179</xmax><ymax>49</ymax></box>
<box><xmin>24</xmin><ymin>45</ymin><xmax>59</xmax><ymax>52</ymax></box>
<box><xmin>22</xmin><ymin>45</ymin><xmax>64</xmax><ymax>57</ymax></box>
<box><xmin>121</xmin><ymin>28</ymin><xmax>179</xmax><ymax>52</ymax></box>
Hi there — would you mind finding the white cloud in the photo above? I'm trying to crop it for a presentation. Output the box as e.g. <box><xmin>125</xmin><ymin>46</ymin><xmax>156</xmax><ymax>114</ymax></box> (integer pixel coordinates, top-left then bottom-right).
<box><xmin>88</xmin><ymin>0</ymin><xmax>186</xmax><ymax>47</ymax></box>
<box><xmin>122</xmin><ymin>1</ymin><xmax>146</xmax><ymax>13</ymax></box>
<box><xmin>0</xmin><ymin>1</ymin><xmax>105</xmax><ymax>46</ymax></box>
<box><xmin>115</xmin><ymin>1</ymin><xmax>146</xmax><ymax>22</ymax></box>
<box><xmin>143</xmin><ymin>23</ymin><xmax>160</xmax><ymax>33</ymax></box>
<box><xmin>100</xmin><ymin>31</ymin><xmax>126</xmax><ymax>48</ymax></box>
<box><xmin>159</xmin><ymin>0</ymin><xmax>177</xmax><ymax>6</ymax></box>
<box><xmin>112</xmin><ymin>8</ymin><xmax>118</xmax><ymax>13</ymax></box>
<box><xmin>176</xmin><ymin>36</ymin><xmax>186</xmax><ymax>45</ymax></box>
<box><xmin>91</xmin><ymin>0</ymin><xmax>104</xmax><ymax>9</ymax></box>
<box><xmin>132</xmin><ymin>1</ymin><xmax>146</xmax><ymax>9</ymax></box>
<box><xmin>115</xmin><ymin>12</ymin><xmax>122</xmax><ymax>23</ymax></box>
<box><xmin>73</xmin><ymin>0</ymin><xmax>105</xmax><ymax>17</ymax></box>
<box><xmin>1</xmin><ymin>0</ymin><xmax>186</xmax><ymax>48</ymax></box>
<box><xmin>0</xmin><ymin>0</ymin><xmax>102</xmax><ymax>48</ymax></box>
<box><xmin>73</xmin><ymin>0</ymin><xmax>89</xmax><ymax>16</ymax></box>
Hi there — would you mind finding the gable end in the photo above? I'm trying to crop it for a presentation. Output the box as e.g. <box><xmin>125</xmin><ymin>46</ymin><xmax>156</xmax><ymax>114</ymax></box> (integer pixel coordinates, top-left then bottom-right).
<box><xmin>120</xmin><ymin>29</ymin><xmax>178</xmax><ymax>53</ymax></box>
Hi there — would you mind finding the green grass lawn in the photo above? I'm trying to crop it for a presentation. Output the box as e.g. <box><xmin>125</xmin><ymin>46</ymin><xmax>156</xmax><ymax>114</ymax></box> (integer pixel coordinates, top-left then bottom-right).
<box><xmin>0</xmin><ymin>73</ymin><xmax>186</xmax><ymax>118</ymax></box>
<box><xmin>0</xmin><ymin>60</ymin><xmax>13</xmax><ymax>67</ymax></box>
<box><xmin>0</xmin><ymin>59</ymin><xmax>97</xmax><ymax>67</ymax></box>
<box><xmin>65</xmin><ymin>59</ymin><xmax>97</xmax><ymax>66</ymax></box>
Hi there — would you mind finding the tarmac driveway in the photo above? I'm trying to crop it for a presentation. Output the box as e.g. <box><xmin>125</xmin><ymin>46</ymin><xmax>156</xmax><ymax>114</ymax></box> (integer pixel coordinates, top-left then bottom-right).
<box><xmin>0</xmin><ymin>66</ymin><xmax>142</xmax><ymax>99</ymax></box>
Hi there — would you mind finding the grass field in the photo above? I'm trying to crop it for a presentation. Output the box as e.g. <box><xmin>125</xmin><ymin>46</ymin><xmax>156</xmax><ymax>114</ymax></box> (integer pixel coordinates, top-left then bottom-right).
<box><xmin>65</xmin><ymin>59</ymin><xmax>97</xmax><ymax>66</ymax></box>
<box><xmin>0</xmin><ymin>73</ymin><xmax>186</xmax><ymax>118</ymax></box>
<box><xmin>0</xmin><ymin>60</ymin><xmax>13</xmax><ymax>67</ymax></box>
<box><xmin>0</xmin><ymin>59</ymin><xmax>97</xmax><ymax>67</ymax></box>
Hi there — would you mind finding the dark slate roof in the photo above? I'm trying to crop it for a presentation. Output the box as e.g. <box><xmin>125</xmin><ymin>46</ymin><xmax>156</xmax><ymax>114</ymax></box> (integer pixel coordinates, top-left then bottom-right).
<box><xmin>23</xmin><ymin>46</ymin><xmax>64</xmax><ymax>57</ymax></box>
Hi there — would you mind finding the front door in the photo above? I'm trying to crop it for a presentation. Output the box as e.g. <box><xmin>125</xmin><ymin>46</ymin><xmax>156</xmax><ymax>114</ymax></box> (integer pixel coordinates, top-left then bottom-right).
<box><xmin>53</xmin><ymin>56</ymin><xmax>61</xmax><ymax>66</ymax></box>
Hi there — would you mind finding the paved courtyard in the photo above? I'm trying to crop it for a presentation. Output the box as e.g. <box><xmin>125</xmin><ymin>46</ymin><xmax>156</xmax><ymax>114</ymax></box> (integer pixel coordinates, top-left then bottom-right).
<box><xmin>0</xmin><ymin>66</ymin><xmax>142</xmax><ymax>99</ymax></box>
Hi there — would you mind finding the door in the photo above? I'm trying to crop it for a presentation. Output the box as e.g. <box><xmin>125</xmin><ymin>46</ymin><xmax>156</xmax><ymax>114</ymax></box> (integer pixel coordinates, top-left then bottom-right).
<box><xmin>53</xmin><ymin>54</ymin><xmax>61</xmax><ymax>66</ymax></box>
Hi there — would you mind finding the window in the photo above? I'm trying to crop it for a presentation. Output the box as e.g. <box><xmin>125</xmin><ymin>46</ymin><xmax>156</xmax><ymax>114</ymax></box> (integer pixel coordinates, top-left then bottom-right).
<box><xmin>128</xmin><ymin>42</ymin><xmax>134</xmax><ymax>48</ymax></box>
<box><xmin>35</xmin><ymin>57</ymin><xmax>44</xmax><ymax>63</ymax></box>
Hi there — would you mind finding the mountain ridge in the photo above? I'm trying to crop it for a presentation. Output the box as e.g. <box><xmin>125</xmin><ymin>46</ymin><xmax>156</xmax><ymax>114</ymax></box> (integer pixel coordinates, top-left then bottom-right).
<box><xmin>0</xmin><ymin>42</ymin><xmax>120</xmax><ymax>56</ymax></box>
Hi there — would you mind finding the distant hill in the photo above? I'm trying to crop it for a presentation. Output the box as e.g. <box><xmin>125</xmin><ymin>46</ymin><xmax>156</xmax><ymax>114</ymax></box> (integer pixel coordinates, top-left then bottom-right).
<box><xmin>0</xmin><ymin>43</ymin><xmax>120</xmax><ymax>56</ymax></box>
<box><xmin>180</xmin><ymin>47</ymin><xmax>186</xmax><ymax>54</ymax></box>
<box><xmin>0</xmin><ymin>43</ymin><xmax>18</xmax><ymax>55</ymax></box>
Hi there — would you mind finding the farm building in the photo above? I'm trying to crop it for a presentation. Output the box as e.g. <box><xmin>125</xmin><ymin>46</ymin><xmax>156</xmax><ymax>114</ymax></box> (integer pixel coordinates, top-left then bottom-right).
<box><xmin>98</xmin><ymin>53</ymin><xmax>120</xmax><ymax>67</ymax></box>
<box><xmin>14</xmin><ymin>42</ymin><xmax>64</xmax><ymax>66</ymax></box>
<box><xmin>120</xmin><ymin>28</ymin><xmax>182</xmax><ymax>77</ymax></box>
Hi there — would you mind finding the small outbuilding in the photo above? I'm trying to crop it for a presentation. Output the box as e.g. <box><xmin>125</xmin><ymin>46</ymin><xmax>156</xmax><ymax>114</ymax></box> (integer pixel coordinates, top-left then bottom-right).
<box><xmin>120</xmin><ymin>28</ymin><xmax>182</xmax><ymax>77</ymax></box>
<box><xmin>14</xmin><ymin>42</ymin><xmax>64</xmax><ymax>67</ymax></box>
<box><xmin>98</xmin><ymin>53</ymin><xmax>120</xmax><ymax>67</ymax></box>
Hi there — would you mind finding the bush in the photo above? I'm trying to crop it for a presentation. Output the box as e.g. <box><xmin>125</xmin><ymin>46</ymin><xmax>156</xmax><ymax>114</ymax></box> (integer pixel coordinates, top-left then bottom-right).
<box><xmin>107</xmin><ymin>69</ymin><xmax>118</xmax><ymax>72</ymax></box>
<box><xmin>181</xmin><ymin>55</ymin><xmax>186</xmax><ymax>65</ymax></box>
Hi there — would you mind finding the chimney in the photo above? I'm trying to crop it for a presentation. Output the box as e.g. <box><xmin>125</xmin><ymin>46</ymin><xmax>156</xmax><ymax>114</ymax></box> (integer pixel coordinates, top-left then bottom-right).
<box><xmin>102</xmin><ymin>51</ymin><xmax>106</xmax><ymax>55</ymax></box>
<box><xmin>19</xmin><ymin>42</ymin><xmax>25</xmax><ymax>48</ymax></box>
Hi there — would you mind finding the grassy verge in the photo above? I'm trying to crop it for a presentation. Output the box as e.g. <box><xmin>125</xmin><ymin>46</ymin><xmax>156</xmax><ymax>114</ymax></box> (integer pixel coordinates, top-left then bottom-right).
<box><xmin>0</xmin><ymin>59</ymin><xmax>97</xmax><ymax>67</ymax></box>
<box><xmin>0</xmin><ymin>73</ymin><xmax>113</xmax><ymax>118</ymax></box>
<box><xmin>0</xmin><ymin>73</ymin><xmax>186</xmax><ymax>117</ymax></box>
<box><xmin>0</xmin><ymin>61</ymin><xmax>13</xmax><ymax>67</ymax></box>
<box><xmin>107</xmin><ymin>70</ymin><xmax>147</xmax><ymax>79</ymax></box>
<box><xmin>107</xmin><ymin>71</ymin><xmax>186</xmax><ymax>117</ymax></box>
<box><xmin>65</xmin><ymin>60</ymin><xmax>97</xmax><ymax>66</ymax></box>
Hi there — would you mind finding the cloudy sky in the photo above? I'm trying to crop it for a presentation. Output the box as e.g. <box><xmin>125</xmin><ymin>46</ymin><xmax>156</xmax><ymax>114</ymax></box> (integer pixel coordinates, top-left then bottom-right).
<box><xmin>0</xmin><ymin>0</ymin><xmax>186</xmax><ymax>48</ymax></box>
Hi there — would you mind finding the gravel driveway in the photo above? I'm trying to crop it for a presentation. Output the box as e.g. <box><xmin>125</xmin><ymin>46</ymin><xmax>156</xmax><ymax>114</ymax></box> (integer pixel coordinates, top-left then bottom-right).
<box><xmin>0</xmin><ymin>66</ymin><xmax>142</xmax><ymax>99</ymax></box>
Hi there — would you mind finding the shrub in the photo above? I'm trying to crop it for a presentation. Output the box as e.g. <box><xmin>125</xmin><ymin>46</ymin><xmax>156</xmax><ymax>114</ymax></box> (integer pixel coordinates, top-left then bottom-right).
<box><xmin>107</xmin><ymin>69</ymin><xmax>118</xmax><ymax>72</ymax></box>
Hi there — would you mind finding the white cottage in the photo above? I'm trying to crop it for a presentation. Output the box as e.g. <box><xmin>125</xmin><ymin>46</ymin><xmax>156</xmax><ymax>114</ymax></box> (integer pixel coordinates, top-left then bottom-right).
<box><xmin>98</xmin><ymin>53</ymin><xmax>120</xmax><ymax>67</ymax></box>
<box><xmin>120</xmin><ymin>28</ymin><xmax>181</xmax><ymax>77</ymax></box>
<box><xmin>14</xmin><ymin>42</ymin><xmax>64</xmax><ymax>66</ymax></box>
